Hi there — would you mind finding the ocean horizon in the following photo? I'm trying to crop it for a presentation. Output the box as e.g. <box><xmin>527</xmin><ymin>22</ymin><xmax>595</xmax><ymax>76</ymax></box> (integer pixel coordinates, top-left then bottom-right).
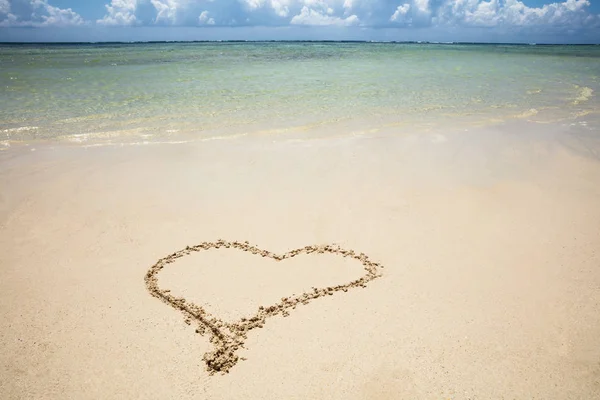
<box><xmin>3</xmin><ymin>40</ymin><xmax>600</xmax><ymax>44</ymax></box>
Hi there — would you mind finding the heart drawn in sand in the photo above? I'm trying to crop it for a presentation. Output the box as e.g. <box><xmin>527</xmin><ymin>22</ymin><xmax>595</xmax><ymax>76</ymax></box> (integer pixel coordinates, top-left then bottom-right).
<box><xmin>144</xmin><ymin>240</ymin><xmax>384</xmax><ymax>374</ymax></box>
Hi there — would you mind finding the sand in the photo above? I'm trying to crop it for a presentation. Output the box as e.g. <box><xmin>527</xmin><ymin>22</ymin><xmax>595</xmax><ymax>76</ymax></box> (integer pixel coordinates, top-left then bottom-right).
<box><xmin>1</xmin><ymin>120</ymin><xmax>600</xmax><ymax>399</ymax></box>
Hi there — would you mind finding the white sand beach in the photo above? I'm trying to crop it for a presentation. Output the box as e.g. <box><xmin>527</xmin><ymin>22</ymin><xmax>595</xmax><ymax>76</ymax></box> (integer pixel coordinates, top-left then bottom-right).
<box><xmin>1</xmin><ymin>120</ymin><xmax>600</xmax><ymax>399</ymax></box>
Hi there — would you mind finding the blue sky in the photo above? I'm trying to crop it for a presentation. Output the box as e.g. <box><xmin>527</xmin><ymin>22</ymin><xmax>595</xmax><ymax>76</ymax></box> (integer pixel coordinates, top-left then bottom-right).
<box><xmin>1</xmin><ymin>0</ymin><xmax>599</xmax><ymax>43</ymax></box>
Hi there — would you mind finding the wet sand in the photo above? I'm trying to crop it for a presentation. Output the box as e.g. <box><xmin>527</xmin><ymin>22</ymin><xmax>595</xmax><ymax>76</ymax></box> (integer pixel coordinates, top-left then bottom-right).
<box><xmin>1</xmin><ymin>121</ymin><xmax>600</xmax><ymax>399</ymax></box>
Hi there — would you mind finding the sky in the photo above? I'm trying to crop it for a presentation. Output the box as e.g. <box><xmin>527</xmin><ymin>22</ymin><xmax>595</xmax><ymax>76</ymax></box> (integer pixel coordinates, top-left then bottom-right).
<box><xmin>0</xmin><ymin>0</ymin><xmax>599</xmax><ymax>43</ymax></box>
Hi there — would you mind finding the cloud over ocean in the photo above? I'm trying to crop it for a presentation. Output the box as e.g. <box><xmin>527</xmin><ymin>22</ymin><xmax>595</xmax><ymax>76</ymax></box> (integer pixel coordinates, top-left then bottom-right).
<box><xmin>1</xmin><ymin>0</ymin><xmax>599</xmax><ymax>42</ymax></box>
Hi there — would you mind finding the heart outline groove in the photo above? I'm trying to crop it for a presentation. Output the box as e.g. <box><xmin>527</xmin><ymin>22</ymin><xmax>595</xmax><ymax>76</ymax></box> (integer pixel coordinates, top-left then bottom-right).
<box><xmin>144</xmin><ymin>239</ymin><xmax>384</xmax><ymax>374</ymax></box>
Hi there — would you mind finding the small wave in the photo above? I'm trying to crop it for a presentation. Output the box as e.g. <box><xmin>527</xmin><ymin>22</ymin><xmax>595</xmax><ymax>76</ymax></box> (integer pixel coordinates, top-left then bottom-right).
<box><xmin>572</xmin><ymin>86</ymin><xmax>594</xmax><ymax>105</ymax></box>
<box><xmin>64</xmin><ymin>133</ymin><xmax>93</xmax><ymax>143</ymax></box>
<box><xmin>515</xmin><ymin>108</ymin><xmax>539</xmax><ymax>119</ymax></box>
<box><xmin>2</xmin><ymin>126</ymin><xmax>39</xmax><ymax>134</ymax></box>
<box><xmin>572</xmin><ymin>110</ymin><xmax>593</xmax><ymax>118</ymax></box>
<box><xmin>57</xmin><ymin>114</ymin><xmax>111</xmax><ymax>124</ymax></box>
<box><xmin>57</xmin><ymin>128</ymin><xmax>149</xmax><ymax>142</ymax></box>
<box><xmin>82</xmin><ymin>139</ymin><xmax>195</xmax><ymax>149</ymax></box>
<box><xmin>199</xmin><ymin>133</ymin><xmax>248</xmax><ymax>141</ymax></box>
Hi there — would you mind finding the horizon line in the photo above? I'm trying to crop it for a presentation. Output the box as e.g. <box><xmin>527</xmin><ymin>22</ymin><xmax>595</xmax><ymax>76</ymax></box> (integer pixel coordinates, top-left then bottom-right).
<box><xmin>1</xmin><ymin>40</ymin><xmax>600</xmax><ymax>46</ymax></box>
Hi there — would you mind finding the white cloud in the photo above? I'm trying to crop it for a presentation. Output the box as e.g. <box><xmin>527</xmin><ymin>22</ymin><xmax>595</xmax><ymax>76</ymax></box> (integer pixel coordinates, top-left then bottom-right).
<box><xmin>413</xmin><ymin>0</ymin><xmax>430</xmax><ymax>15</ymax></box>
<box><xmin>290</xmin><ymin>5</ymin><xmax>359</xmax><ymax>26</ymax></box>
<box><xmin>390</xmin><ymin>4</ymin><xmax>411</xmax><ymax>23</ymax></box>
<box><xmin>198</xmin><ymin>10</ymin><xmax>215</xmax><ymax>25</ymax></box>
<box><xmin>39</xmin><ymin>1</ymin><xmax>85</xmax><ymax>26</ymax></box>
<box><xmin>0</xmin><ymin>0</ymin><xmax>84</xmax><ymax>27</ymax></box>
<box><xmin>237</xmin><ymin>0</ymin><xmax>292</xmax><ymax>18</ymax></box>
<box><xmin>87</xmin><ymin>0</ymin><xmax>595</xmax><ymax>30</ymax></box>
<box><xmin>271</xmin><ymin>0</ymin><xmax>291</xmax><ymax>17</ymax></box>
<box><xmin>243</xmin><ymin>0</ymin><xmax>265</xmax><ymax>11</ymax></box>
<box><xmin>465</xmin><ymin>0</ymin><xmax>502</xmax><ymax>27</ymax></box>
<box><xmin>97</xmin><ymin>0</ymin><xmax>138</xmax><ymax>26</ymax></box>
<box><xmin>436</xmin><ymin>0</ymin><xmax>598</xmax><ymax>28</ymax></box>
<box><xmin>2</xmin><ymin>0</ymin><xmax>596</xmax><ymax>32</ymax></box>
<box><xmin>0</xmin><ymin>14</ymin><xmax>17</xmax><ymax>27</ymax></box>
<box><xmin>0</xmin><ymin>0</ymin><xmax>10</xmax><ymax>15</ymax></box>
<box><xmin>151</xmin><ymin>0</ymin><xmax>179</xmax><ymax>24</ymax></box>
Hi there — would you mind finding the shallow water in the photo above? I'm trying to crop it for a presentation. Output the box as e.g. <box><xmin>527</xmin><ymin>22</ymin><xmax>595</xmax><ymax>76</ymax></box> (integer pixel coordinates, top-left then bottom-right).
<box><xmin>1</xmin><ymin>42</ymin><xmax>599</xmax><ymax>147</ymax></box>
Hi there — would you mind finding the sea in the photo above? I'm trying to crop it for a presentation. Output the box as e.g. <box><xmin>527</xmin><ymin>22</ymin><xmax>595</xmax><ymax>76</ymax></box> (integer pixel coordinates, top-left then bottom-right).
<box><xmin>1</xmin><ymin>42</ymin><xmax>599</xmax><ymax>148</ymax></box>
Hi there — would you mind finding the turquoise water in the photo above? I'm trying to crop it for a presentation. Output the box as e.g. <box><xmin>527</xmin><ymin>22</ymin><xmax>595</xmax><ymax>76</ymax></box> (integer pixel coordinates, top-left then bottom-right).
<box><xmin>1</xmin><ymin>42</ymin><xmax>599</xmax><ymax>147</ymax></box>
